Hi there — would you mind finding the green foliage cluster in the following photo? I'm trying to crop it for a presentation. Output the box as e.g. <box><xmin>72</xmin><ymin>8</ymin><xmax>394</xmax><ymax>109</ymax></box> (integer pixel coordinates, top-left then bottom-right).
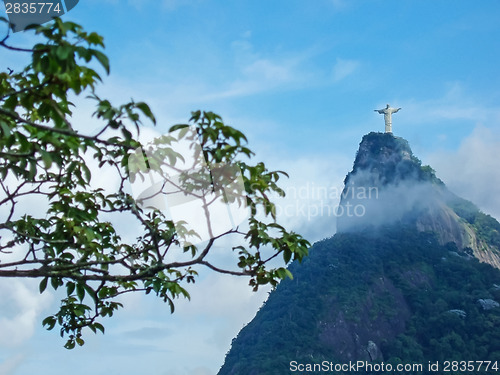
<box><xmin>219</xmin><ymin>227</ymin><xmax>500</xmax><ymax>375</ymax></box>
<box><xmin>0</xmin><ymin>19</ymin><xmax>309</xmax><ymax>348</ymax></box>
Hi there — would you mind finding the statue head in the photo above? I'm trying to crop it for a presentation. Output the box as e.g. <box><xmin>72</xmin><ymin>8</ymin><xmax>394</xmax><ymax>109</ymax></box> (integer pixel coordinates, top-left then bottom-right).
<box><xmin>386</xmin><ymin>104</ymin><xmax>390</xmax><ymax>108</ymax></box>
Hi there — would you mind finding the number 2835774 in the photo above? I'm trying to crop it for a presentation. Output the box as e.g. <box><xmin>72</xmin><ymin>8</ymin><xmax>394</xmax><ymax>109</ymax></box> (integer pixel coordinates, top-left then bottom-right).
<box><xmin>5</xmin><ymin>2</ymin><xmax>62</xmax><ymax>14</ymax></box>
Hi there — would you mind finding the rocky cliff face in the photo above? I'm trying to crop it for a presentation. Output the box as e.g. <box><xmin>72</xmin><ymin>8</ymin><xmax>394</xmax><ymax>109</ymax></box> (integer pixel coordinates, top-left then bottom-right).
<box><xmin>337</xmin><ymin>132</ymin><xmax>500</xmax><ymax>269</ymax></box>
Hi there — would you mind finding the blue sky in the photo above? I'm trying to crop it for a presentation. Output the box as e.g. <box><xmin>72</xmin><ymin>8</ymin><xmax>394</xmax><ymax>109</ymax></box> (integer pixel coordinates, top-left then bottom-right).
<box><xmin>2</xmin><ymin>1</ymin><xmax>500</xmax><ymax>374</ymax></box>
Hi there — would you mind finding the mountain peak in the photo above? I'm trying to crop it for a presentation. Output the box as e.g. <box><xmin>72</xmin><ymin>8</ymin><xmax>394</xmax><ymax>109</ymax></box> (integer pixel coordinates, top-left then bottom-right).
<box><xmin>348</xmin><ymin>131</ymin><xmax>440</xmax><ymax>188</ymax></box>
<box><xmin>337</xmin><ymin>132</ymin><xmax>442</xmax><ymax>232</ymax></box>
<box><xmin>336</xmin><ymin>132</ymin><xmax>500</xmax><ymax>269</ymax></box>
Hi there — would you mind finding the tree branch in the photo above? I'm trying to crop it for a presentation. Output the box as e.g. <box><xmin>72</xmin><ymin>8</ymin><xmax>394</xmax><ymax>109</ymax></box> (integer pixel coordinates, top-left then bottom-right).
<box><xmin>0</xmin><ymin>35</ymin><xmax>42</xmax><ymax>53</ymax></box>
<box><xmin>0</xmin><ymin>108</ymin><xmax>130</xmax><ymax>149</ymax></box>
<box><xmin>199</xmin><ymin>260</ymin><xmax>248</xmax><ymax>276</ymax></box>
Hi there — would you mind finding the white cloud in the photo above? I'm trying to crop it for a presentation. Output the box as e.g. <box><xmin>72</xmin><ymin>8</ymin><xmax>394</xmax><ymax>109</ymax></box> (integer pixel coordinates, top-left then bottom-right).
<box><xmin>0</xmin><ymin>279</ymin><xmax>53</xmax><ymax>348</ymax></box>
<box><xmin>175</xmin><ymin>272</ymin><xmax>268</xmax><ymax>321</ymax></box>
<box><xmin>262</xmin><ymin>153</ymin><xmax>353</xmax><ymax>242</ymax></box>
<box><xmin>95</xmin><ymin>269</ymin><xmax>271</xmax><ymax>375</ymax></box>
<box><xmin>332</xmin><ymin>58</ymin><xmax>360</xmax><ymax>82</ymax></box>
<box><xmin>0</xmin><ymin>354</ymin><xmax>24</xmax><ymax>375</ymax></box>
<box><xmin>428</xmin><ymin>125</ymin><xmax>500</xmax><ymax>220</ymax></box>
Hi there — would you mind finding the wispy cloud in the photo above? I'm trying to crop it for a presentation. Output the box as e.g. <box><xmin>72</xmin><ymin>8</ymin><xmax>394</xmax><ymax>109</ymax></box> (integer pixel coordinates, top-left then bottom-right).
<box><xmin>243</xmin><ymin>58</ymin><xmax>294</xmax><ymax>82</ymax></box>
<box><xmin>332</xmin><ymin>58</ymin><xmax>361</xmax><ymax>82</ymax></box>
<box><xmin>199</xmin><ymin>58</ymin><xmax>302</xmax><ymax>101</ymax></box>
<box><xmin>0</xmin><ymin>354</ymin><xmax>24</xmax><ymax>375</ymax></box>
<box><xmin>0</xmin><ymin>279</ymin><xmax>53</xmax><ymax>347</ymax></box>
<box><xmin>401</xmin><ymin>83</ymin><xmax>500</xmax><ymax>127</ymax></box>
<box><xmin>198</xmin><ymin>41</ymin><xmax>315</xmax><ymax>101</ymax></box>
<box><xmin>428</xmin><ymin>125</ymin><xmax>500</xmax><ymax>220</ymax></box>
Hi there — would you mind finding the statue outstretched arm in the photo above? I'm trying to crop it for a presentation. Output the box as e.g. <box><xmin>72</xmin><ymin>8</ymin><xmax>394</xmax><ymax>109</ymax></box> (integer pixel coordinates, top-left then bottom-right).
<box><xmin>374</xmin><ymin>109</ymin><xmax>385</xmax><ymax>114</ymax></box>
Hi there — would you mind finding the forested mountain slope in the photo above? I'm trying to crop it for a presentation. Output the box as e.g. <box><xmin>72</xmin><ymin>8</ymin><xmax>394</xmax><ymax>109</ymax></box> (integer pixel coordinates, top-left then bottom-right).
<box><xmin>218</xmin><ymin>133</ymin><xmax>500</xmax><ymax>374</ymax></box>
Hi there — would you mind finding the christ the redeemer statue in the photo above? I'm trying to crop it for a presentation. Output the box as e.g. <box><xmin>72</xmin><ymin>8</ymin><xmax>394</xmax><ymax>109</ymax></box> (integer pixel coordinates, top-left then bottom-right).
<box><xmin>374</xmin><ymin>104</ymin><xmax>401</xmax><ymax>133</ymax></box>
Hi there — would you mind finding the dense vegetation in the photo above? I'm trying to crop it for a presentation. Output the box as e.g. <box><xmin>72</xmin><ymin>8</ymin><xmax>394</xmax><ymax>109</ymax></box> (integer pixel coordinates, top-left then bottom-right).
<box><xmin>219</xmin><ymin>227</ymin><xmax>500</xmax><ymax>374</ymax></box>
<box><xmin>219</xmin><ymin>132</ymin><xmax>500</xmax><ymax>374</ymax></box>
